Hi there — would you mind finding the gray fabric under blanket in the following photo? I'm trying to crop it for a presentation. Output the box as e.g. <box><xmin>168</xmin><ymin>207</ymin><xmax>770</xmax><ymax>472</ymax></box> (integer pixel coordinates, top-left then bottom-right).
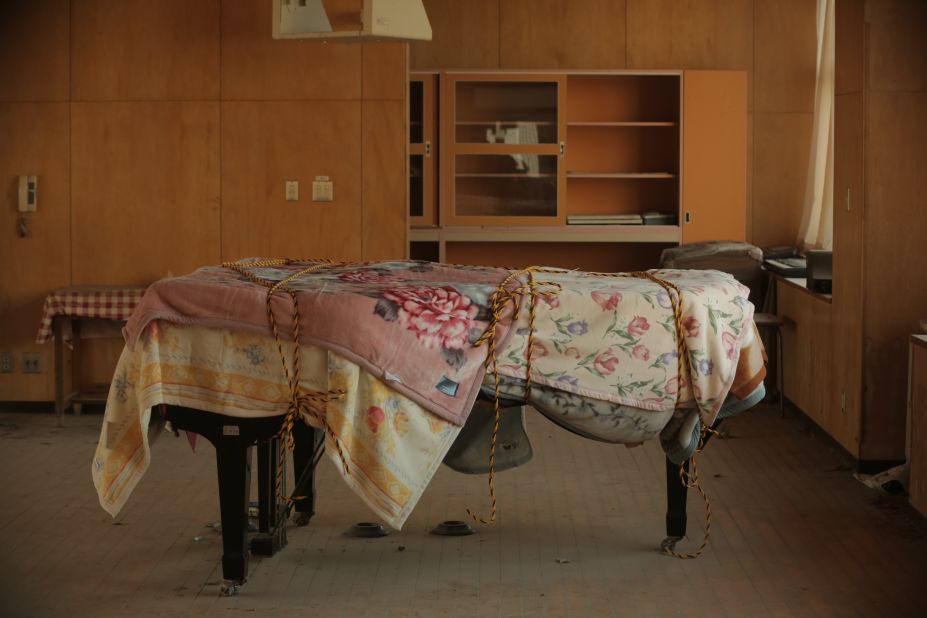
<box><xmin>479</xmin><ymin>375</ymin><xmax>766</xmax><ymax>465</ymax></box>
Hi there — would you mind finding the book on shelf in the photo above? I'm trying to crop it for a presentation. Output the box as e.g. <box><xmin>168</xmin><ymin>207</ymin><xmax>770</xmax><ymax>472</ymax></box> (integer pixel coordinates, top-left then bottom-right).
<box><xmin>567</xmin><ymin>214</ymin><xmax>643</xmax><ymax>226</ymax></box>
<box><xmin>642</xmin><ymin>211</ymin><xmax>677</xmax><ymax>225</ymax></box>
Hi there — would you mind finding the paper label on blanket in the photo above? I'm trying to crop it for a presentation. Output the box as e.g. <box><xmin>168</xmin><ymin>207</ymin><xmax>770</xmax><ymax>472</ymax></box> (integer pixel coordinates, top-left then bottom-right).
<box><xmin>495</xmin><ymin>268</ymin><xmax>754</xmax><ymax>424</ymax></box>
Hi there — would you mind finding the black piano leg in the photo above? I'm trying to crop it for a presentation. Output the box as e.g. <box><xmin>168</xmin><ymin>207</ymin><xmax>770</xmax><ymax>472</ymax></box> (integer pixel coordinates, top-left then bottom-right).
<box><xmin>663</xmin><ymin>457</ymin><xmax>690</xmax><ymax>551</ymax></box>
<box><xmin>250</xmin><ymin>438</ymin><xmax>288</xmax><ymax>556</ymax></box>
<box><xmin>215</xmin><ymin>440</ymin><xmax>252</xmax><ymax>595</ymax></box>
<box><xmin>291</xmin><ymin>423</ymin><xmax>321</xmax><ymax>527</ymax></box>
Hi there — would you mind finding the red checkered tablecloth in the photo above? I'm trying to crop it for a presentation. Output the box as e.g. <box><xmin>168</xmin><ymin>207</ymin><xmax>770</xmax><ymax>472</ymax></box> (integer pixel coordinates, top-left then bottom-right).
<box><xmin>36</xmin><ymin>287</ymin><xmax>147</xmax><ymax>344</ymax></box>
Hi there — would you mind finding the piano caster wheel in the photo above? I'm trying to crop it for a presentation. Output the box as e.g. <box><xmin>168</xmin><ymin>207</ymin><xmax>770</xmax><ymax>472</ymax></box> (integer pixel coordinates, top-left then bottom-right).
<box><xmin>220</xmin><ymin>580</ymin><xmax>242</xmax><ymax>596</ymax></box>
<box><xmin>292</xmin><ymin>511</ymin><xmax>313</xmax><ymax>527</ymax></box>
<box><xmin>660</xmin><ymin>536</ymin><xmax>684</xmax><ymax>552</ymax></box>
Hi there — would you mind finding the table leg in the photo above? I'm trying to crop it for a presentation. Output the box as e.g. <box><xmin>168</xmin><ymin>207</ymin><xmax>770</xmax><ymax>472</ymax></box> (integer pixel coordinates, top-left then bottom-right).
<box><xmin>291</xmin><ymin>422</ymin><xmax>321</xmax><ymax>525</ymax></box>
<box><xmin>215</xmin><ymin>438</ymin><xmax>252</xmax><ymax>588</ymax></box>
<box><xmin>665</xmin><ymin>458</ymin><xmax>690</xmax><ymax>539</ymax></box>
<box><xmin>53</xmin><ymin>318</ymin><xmax>66</xmax><ymax>426</ymax></box>
<box><xmin>251</xmin><ymin>438</ymin><xmax>287</xmax><ymax>556</ymax></box>
<box><xmin>71</xmin><ymin>320</ymin><xmax>82</xmax><ymax>415</ymax></box>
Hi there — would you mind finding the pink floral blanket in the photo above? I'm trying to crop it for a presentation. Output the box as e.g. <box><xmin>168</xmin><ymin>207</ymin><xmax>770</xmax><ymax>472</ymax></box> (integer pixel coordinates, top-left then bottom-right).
<box><xmin>123</xmin><ymin>260</ymin><xmax>517</xmax><ymax>426</ymax></box>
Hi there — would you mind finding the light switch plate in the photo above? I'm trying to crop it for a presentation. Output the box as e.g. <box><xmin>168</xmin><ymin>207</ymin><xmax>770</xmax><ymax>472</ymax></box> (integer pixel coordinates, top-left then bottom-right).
<box><xmin>285</xmin><ymin>180</ymin><xmax>299</xmax><ymax>201</ymax></box>
<box><xmin>312</xmin><ymin>176</ymin><xmax>333</xmax><ymax>202</ymax></box>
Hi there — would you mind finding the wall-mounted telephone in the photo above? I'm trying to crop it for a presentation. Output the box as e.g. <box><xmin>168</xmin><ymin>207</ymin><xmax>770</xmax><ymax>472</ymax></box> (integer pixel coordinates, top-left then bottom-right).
<box><xmin>18</xmin><ymin>175</ymin><xmax>37</xmax><ymax>213</ymax></box>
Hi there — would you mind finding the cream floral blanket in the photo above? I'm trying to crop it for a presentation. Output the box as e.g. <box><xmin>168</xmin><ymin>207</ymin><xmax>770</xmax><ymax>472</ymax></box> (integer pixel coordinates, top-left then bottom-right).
<box><xmin>93</xmin><ymin>322</ymin><xmax>459</xmax><ymax>529</ymax></box>
<box><xmin>496</xmin><ymin>268</ymin><xmax>754</xmax><ymax>426</ymax></box>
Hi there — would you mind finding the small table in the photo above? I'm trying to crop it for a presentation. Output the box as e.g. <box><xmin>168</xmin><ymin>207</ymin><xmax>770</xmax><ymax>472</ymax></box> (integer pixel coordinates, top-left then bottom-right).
<box><xmin>37</xmin><ymin>286</ymin><xmax>146</xmax><ymax>424</ymax></box>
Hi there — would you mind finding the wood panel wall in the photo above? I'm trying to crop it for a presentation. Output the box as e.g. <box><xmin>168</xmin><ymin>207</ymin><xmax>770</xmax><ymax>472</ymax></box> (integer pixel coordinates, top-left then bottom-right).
<box><xmin>829</xmin><ymin>0</ymin><xmax>927</xmax><ymax>463</ymax></box>
<box><xmin>411</xmin><ymin>0</ymin><xmax>819</xmax><ymax>249</ymax></box>
<box><xmin>0</xmin><ymin>0</ymin><xmax>408</xmax><ymax>402</ymax></box>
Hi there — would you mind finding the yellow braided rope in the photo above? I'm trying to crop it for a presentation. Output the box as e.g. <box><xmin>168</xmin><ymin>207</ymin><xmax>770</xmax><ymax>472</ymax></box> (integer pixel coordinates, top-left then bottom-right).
<box><xmin>223</xmin><ymin>259</ymin><xmax>349</xmax><ymax>505</ymax></box>
<box><xmin>466</xmin><ymin>266</ymin><xmax>714</xmax><ymax>559</ymax></box>
<box><xmin>222</xmin><ymin>259</ymin><xmax>715</xmax><ymax>557</ymax></box>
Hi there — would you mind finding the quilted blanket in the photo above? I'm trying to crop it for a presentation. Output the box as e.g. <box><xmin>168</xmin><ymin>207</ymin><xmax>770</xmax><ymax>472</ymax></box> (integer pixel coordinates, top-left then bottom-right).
<box><xmin>124</xmin><ymin>260</ymin><xmax>518</xmax><ymax>426</ymax></box>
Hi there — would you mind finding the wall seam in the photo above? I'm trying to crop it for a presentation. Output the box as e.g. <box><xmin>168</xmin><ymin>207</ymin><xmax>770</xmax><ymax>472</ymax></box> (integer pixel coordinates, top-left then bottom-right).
<box><xmin>218</xmin><ymin>0</ymin><xmax>223</xmax><ymax>262</ymax></box>
<box><xmin>68</xmin><ymin>0</ymin><xmax>74</xmax><ymax>286</ymax></box>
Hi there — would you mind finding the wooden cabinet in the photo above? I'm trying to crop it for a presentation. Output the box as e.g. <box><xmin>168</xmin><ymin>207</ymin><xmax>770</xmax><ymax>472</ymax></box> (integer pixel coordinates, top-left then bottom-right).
<box><xmin>565</xmin><ymin>73</ymin><xmax>680</xmax><ymax>234</ymax></box>
<box><xmin>681</xmin><ymin>71</ymin><xmax>748</xmax><ymax>243</ymax></box>
<box><xmin>410</xmin><ymin>69</ymin><xmax>746</xmax><ymax>270</ymax></box>
<box><xmin>441</xmin><ymin>73</ymin><xmax>566</xmax><ymax>226</ymax></box>
<box><xmin>777</xmin><ymin>279</ymin><xmax>835</xmax><ymax>437</ymax></box>
<box><xmin>409</xmin><ymin>73</ymin><xmax>438</xmax><ymax>227</ymax></box>
<box><xmin>909</xmin><ymin>336</ymin><xmax>927</xmax><ymax>518</ymax></box>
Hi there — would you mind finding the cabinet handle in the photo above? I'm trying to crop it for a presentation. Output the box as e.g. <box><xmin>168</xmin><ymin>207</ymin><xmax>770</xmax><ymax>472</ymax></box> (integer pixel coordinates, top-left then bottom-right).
<box><xmin>559</xmin><ymin>141</ymin><xmax>565</xmax><ymax>157</ymax></box>
<box><xmin>425</xmin><ymin>141</ymin><xmax>431</xmax><ymax>157</ymax></box>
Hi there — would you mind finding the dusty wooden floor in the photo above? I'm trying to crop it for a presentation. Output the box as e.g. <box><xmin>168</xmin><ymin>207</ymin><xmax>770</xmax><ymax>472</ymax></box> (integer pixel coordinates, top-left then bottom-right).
<box><xmin>0</xmin><ymin>403</ymin><xmax>925</xmax><ymax>617</ymax></box>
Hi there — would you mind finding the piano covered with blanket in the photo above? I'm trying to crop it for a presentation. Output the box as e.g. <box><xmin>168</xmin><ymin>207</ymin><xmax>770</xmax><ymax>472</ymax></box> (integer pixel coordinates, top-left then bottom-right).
<box><xmin>92</xmin><ymin>259</ymin><xmax>766</xmax><ymax>594</ymax></box>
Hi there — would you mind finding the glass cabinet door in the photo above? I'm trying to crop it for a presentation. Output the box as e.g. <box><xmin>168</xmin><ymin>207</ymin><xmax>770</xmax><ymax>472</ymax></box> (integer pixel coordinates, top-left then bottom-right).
<box><xmin>409</xmin><ymin>74</ymin><xmax>438</xmax><ymax>227</ymax></box>
<box><xmin>443</xmin><ymin>75</ymin><xmax>565</xmax><ymax>226</ymax></box>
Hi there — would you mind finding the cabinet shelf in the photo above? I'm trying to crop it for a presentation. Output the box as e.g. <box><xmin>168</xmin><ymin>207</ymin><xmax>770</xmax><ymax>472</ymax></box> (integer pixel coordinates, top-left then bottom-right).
<box><xmin>567</xmin><ymin>121</ymin><xmax>677</xmax><ymax>127</ymax></box>
<box><xmin>457</xmin><ymin>172</ymin><xmax>557</xmax><ymax>178</ymax></box>
<box><xmin>456</xmin><ymin>120</ymin><xmax>557</xmax><ymax>126</ymax></box>
<box><xmin>566</xmin><ymin>172</ymin><xmax>676</xmax><ymax>179</ymax></box>
<box><xmin>410</xmin><ymin>225</ymin><xmax>680</xmax><ymax>244</ymax></box>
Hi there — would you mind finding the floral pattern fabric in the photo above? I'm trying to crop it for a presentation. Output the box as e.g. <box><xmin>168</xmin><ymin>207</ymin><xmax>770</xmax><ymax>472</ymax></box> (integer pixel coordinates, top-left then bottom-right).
<box><xmin>92</xmin><ymin>322</ymin><xmax>459</xmax><ymax>529</ymax></box>
<box><xmin>123</xmin><ymin>260</ymin><xmax>517</xmax><ymax>426</ymax></box>
<box><xmin>495</xmin><ymin>268</ymin><xmax>755</xmax><ymax>426</ymax></box>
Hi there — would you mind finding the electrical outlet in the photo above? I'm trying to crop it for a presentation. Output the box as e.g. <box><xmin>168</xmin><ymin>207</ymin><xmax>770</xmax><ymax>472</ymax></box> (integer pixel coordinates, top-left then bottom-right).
<box><xmin>0</xmin><ymin>352</ymin><xmax>12</xmax><ymax>374</ymax></box>
<box><xmin>22</xmin><ymin>352</ymin><xmax>43</xmax><ymax>374</ymax></box>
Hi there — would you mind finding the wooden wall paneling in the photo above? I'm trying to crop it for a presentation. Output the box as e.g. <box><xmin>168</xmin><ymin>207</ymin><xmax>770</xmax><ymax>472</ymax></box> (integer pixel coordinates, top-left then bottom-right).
<box><xmin>71</xmin><ymin>102</ymin><xmax>220</xmax><ymax>285</ymax></box>
<box><xmin>681</xmin><ymin>71</ymin><xmax>747</xmax><ymax>244</ymax></box>
<box><xmin>221</xmin><ymin>0</ymin><xmax>362</xmax><ymax>100</ymax></box>
<box><xmin>362</xmin><ymin>100</ymin><xmax>407</xmax><ymax>260</ymax></box>
<box><xmin>754</xmin><ymin>0</ymin><xmax>817</xmax><ymax>113</ymax></box>
<box><xmin>410</xmin><ymin>0</ymin><xmax>499</xmax><ymax>70</ymax></box>
<box><xmin>831</xmin><ymin>92</ymin><xmax>865</xmax><ymax>456</ymax></box>
<box><xmin>0</xmin><ymin>104</ymin><xmax>71</xmax><ymax>401</ymax></box>
<box><xmin>745</xmin><ymin>112</ymin><xmax>754</xmax><ymax>242</ymax></box>
<box><xmin>80</xmin><ymin>338</ymin><xmax>127</xmax><ymax>391</ymax></box>
<box><xmin>221</xmin><ymin>101</ymin><xmax>362</xmax><ymax>261</ymax></box>
<box><xmin>835</xmin><ymin>0</ymin><xmax>865</xmax><ymax>95</ymax></box>
<box><xmin>499</xmin><ymin>0</ymin><xmax>627</xmax><ymax>69</ymax></box>
<box><xmin>860</xmin><ymin>91</ymin><xmax>927</xmax><ymax>461</ymax></box>
<box><xmin>865</xmin><ymin>0</ymin><xmax>927</xmax><ymax>92</ymax></box>
<box><xmin>362</xmin><ymin>43</ymin><xmax>407</xmax><ymax>100</ymax></box>
<box><xmin>0</xmin><ymin>1</ymin><xmax>70</xmax><ymax>102</ymax></box>
<box><xmin>627</xmin><ymin>0</ymin><xmax>754</xmax><ymax>108</ymax></box>
<box><xmin>750</xmin><ymin>112</ymin><xmax>814</xmax><ymax>248</ymax></box>
<box><xmin>70</xmin><ymin>0</ymin><xmax>220</xmax><ymax>101</ymax></box>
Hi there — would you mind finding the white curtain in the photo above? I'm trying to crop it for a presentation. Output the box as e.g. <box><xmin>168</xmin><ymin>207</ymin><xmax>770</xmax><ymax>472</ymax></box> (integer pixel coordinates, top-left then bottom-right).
<box><xmin>797</xmin><ymin>0</ymin><xmax>835</xmax><ymax>251</ymax></box>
